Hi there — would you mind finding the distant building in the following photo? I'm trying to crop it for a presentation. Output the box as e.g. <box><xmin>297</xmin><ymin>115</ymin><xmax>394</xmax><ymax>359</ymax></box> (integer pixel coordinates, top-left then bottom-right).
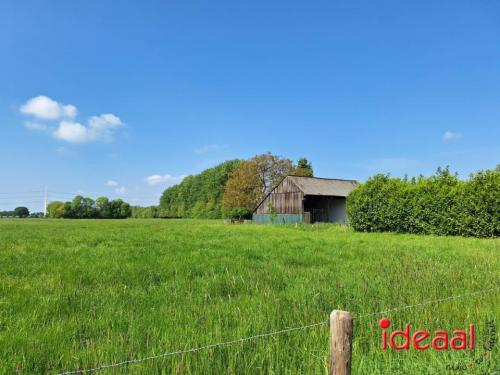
<box><xmin>253</xmin><ymin>176</ymin><xmax>358</xmax><ymax>224</ymax></box>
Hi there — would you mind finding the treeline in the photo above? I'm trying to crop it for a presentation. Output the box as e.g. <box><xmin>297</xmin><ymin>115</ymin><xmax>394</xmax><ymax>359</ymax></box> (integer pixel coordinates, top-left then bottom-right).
<box><xmin>159</xmin><ymin>154</ymin><xmax>314</xmax><ymax>219</ymax></box>
<box><xmin>159</xmin><ymin>160</ymin><xmax>241</xmax><ymax>218</ymax></box>
<box><xmin>346</xmin><ymin>167</ymin><xmax>500</xmax><ymax>238</ymax></box>
<box><xmin>131</xmin><ymin>206</ymin><xmax>160</xmax><ymax>218</ymax></box>
<box><xmin>0</xmin><ymin>207</ymin><xmax>43</xmax><ymax>218</ymax></box>
<box><xmin>47</xmin><ymin>196</ymin><xmax>131</xmax><ymax>219</ymax></box>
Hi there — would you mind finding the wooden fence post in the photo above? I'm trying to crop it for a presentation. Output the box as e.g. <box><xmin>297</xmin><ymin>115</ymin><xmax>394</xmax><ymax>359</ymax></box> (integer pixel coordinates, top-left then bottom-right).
<box><xmin>329</xmin><ymin>310</ymin><xmax>353</xmax><ymax>375</ymax></box>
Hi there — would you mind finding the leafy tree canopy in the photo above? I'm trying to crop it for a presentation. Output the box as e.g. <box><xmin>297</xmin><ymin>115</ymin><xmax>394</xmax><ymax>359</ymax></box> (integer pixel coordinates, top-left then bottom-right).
<box><xmin>294</xmin><ymin>157</ymin><xmax>314</xmax><ymax>177</ymax></box>
<box><xmin>222</xmin><ymin>153</ymin><xmax>294</xmax><ymax>217</ymax></box>
<box><xmin>159</xmin><ymin>159</ymin><xmax>241</xmax><ymax>218</ymax></box>
<box><xmin>47</xmin><ymin>196</ymin><xmax>131</xmax><ymax>219</ymax></box>
<box><xmin>13</xmin><ymin>206</ymin><xmax>29</xmax><ymax>218</ymax></box>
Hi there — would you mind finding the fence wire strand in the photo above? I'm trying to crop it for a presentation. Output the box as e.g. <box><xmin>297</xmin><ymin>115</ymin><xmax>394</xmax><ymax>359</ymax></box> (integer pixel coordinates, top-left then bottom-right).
<box><xmin>58</xmin><ymin>322</ymin><xmax>328</xmax><ymax>375</ymax></box>
<box><xmin>58</xmin><ymin>286</ymin><xmax>499</xmax><ymax>374</ymax></box>
<box><xmin>354</xmin><ymin>286</ymin><xmax>500</xmax><ymax>319</ymax></box>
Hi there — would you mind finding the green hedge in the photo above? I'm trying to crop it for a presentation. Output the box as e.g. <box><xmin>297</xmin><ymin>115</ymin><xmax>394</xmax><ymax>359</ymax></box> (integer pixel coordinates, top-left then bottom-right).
<box><xmin>346</xmin><ymin>167</ymin><xmax>500</xmax><ymax>238</ymax></box>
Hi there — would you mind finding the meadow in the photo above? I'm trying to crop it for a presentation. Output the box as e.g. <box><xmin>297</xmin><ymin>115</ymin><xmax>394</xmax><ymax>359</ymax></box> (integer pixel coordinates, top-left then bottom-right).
<box><xmin>0</xmin><ymin>219</ymin><xmax>498</xmax><ymax>374</ymax></box>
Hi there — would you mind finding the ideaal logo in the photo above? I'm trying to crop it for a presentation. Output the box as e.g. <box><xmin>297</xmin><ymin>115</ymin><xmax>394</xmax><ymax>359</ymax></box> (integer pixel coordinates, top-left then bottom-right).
<box><xmin>376</xmin><ymin>318</ymin><xmax>498</xmax><ymax>373</ymax></box>
<box><xmin>378</xmin><ymin>318</ymin><xmax>475</xmax><ymax>350</ymax></box>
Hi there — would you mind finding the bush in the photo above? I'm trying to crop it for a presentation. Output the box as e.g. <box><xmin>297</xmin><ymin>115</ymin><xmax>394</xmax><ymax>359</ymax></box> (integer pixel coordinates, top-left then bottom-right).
<box><xmin>346</xmin><ymin>167</ymin><xmax>499</xmax><ymax>238</ymax></box>
<box><xmin>227</xmin><ymin>207</ymin><xmax>252</xmax><ymax>220</ymax></box>
<box><xmin>13</xmin><ymin>207</ymin><xmax>30</xmax><ymax>218</ymax></box>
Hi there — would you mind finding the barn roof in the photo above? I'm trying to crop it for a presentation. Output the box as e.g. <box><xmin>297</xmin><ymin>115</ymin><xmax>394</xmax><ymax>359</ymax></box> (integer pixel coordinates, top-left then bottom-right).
<box><xmin>287</xmin><ymin>176</ymin><xmax>358</xmax><ymax>197</ymax></box>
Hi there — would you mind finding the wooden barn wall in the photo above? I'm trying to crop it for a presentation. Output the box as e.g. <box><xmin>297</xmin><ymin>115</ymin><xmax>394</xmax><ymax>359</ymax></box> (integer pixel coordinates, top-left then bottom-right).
<box><xmin>255</xmin><ymin>177</ymin><xmax>304</xmax><ymax>214</ymax></box>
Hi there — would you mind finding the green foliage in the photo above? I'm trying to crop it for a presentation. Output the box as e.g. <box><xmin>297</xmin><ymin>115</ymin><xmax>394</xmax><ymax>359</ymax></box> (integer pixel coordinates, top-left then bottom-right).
<box><xmin>47</xmin><ymin>196</ymin><xmax>132</xmax><ymax>219</ymax></box>
<box><xmin>227</xmin><ymin>207</ymin><xmax>252</xmax><ymax>220</ymax></box>
<box><xmin>0</xmin><ymin>220</ymin><xmax>498</xmax><ymax>374</ymax></box>
<box><xmin>95</xmin><ymin>197</ymin><xmax>111</xmax><ymax>218</ymax></box>
<box><xmin>131</xmin><ymin>205</ymin><xmax>160</xmax><ymax>218</ymax></box>
<box><xmin>29</xmin><ymin>212</ymin><xmax>45</xmax><ymax>218</ymax></box>
<box><xmin>70</xmin><ymin>196</ymin><xmax>98</xmax><ymax>218</ymax></box>
<box><xmin>222</xmin><ymin>153</ymin><xmax>295</xmax><ymax>217</ymax></box>
<box><xmin>160</xmin><ymin>159</ymin><xmax>241</xmax><ymax>218</ymax></box>
<box><xmin>13</xmin><ymin>206</ymin><xmax>29</xmax><ymax>218</ymax></box>
<box><xmin>268</xmin><ymin>202</ymin><xmax>277</xmax><ymax>224</ymax></box>
<box><xmin>294</xmin><ymin>157</ymin><xmax>314</xmax><ymax>177</ymax></box>
<box><xmin>0</xmin><ymin>210</ymin><xmax>14</xmax><ymax>217</ymax></box>
<box><xmin>347</xmin><ymin>167</ymin><xmax>500</xmax><ymax>237</ymax></box>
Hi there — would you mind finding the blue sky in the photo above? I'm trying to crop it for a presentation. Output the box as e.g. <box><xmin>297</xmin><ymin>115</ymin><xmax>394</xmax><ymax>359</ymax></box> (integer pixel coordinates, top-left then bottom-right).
<box><xmin>1</xmin><ymin>0</ymin><xmax>499</xmax><ymax>211</ymax></box>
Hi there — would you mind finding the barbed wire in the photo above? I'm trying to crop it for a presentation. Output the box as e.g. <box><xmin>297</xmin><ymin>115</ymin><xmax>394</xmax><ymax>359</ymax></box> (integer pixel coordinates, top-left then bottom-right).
<box><xmin>57</xmin><ymin>285</ymin><xmax>499</xmax><ymax>374</ymax></box>
<box><xmin>0</xmin><ymin>190</ymin><xmax>161</xmax><ymax>200</ymax></box>
<box><xmin>57</xmin><ymin>321</ymin><xmax>327</xmax><ymax>375</ymax></box>
<box><xmin>354</xmin><ymin>286</ymin><xmax>500</xmax><ymax>319</ymax></box>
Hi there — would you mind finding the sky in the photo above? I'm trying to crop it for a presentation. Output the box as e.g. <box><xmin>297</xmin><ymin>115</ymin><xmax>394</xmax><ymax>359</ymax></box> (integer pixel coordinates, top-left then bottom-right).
<box><xmin>1</xmin><ymin>0</ymin><xmax>499</xmax><ymax>211</ymax></box>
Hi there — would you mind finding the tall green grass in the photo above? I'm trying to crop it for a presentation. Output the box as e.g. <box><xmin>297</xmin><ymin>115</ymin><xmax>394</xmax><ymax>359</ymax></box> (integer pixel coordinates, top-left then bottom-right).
<box><xmin>0</xmin><ymin>219</ymin><xmax>498</xmax><ymax>374</ymax></box>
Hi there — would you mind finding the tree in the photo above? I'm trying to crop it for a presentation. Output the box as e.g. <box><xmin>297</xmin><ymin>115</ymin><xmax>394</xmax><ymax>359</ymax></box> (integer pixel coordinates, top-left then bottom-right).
<box><xmin>222</xmin><ymin>153</ymin><xmax>294</xmax><ymax>216</ymax></box>
<box><xmin>70</xmin><ymin>195</ymin><xmax>97</xmax><ymax>218</ymax></box>
<box><xmin>222</xmin><ymin>160</ymin><xmax>262</xmax><ymax>214</ymax></box>
<box><xmin>71</xmin><ymin>195</ymin><xmax>84</xmax><ymax>218</ymax></box>
<box><xmin>110</xmin><ymin>199</ymin><xmax>124</xmax><ymax>218</ymax></box>
<box><xmin>119</xmin><ymin>201</ymin><xmax>131</xmax><ymax>218</ymax></box>
<box><xmin>63</xmin><ymin>202</ymin><xmax>74</xmax><ymax>218</ymax></box>
<box><xmin>47</xmin><ymin>196</ymin><xmax>132</xmax><ymax>219</ymax></box>
<box><xmin>14</xmin><ymin>206</ymin><xmax>29</xmax><ymax>218</ymax></box>
<box><xmin>294</xmin><ymin>157</ymin><xmax>314</xmax><ymax>177</ymax></box>
<box><xmin>96</xmin><ymin>197</ymin><xmax>111</xmax><ymax>218</ymax></box>
<box><xmin>159</xmin><ymin>159</ymin><xmax>241</xmax><ymax>218</ymax></box>
<box><xmin>131</xmin><ymin>206</ymin><xmax>159</xmax><ymax>218</ymax></box>
<box><xmin>252</xmin><ymin>153</ymin><xmax>294</xmax><ymax>195</ymax></box>
<box><xmin>47</xmin><ymin>201</ymin><xmax>65</xmax><ymax>218</ymax></box>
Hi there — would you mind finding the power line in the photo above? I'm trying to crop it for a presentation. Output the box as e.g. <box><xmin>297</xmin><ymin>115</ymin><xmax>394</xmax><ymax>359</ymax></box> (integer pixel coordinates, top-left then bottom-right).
<box><xmin>0</xmin><ymin>191</ymin><xmax>44</xmax><ymax>194</ymax></box>
<box><xmin>48</xmin><ymin>191</ymin><xmax>160</xmax><ymax>199</ymax></box>
<box><xmin>0</xmin><ymin>196</ymin><xmax>43</xmax><ymax>200</ymax></box>
<box><xmin>0</xmin><ymin>190</ymin><xmax>160</xmax><ymax>201</ymax></box>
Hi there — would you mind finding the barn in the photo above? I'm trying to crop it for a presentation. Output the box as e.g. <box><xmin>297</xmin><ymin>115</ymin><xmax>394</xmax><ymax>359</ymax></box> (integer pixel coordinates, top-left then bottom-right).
<box><xmin>252</xmin><ymin>176</ymin><xmax>358</xmax><ymax>224</ymax></box>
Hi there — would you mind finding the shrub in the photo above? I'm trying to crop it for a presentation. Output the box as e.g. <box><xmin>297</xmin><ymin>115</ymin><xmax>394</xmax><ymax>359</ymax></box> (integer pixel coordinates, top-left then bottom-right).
<box><xmin>227</xmin><ymin>207</ymin><xmax>252</xmax><ymax>220</ymax></box>
<box><xmin>346</xmin><ymin>167</ymin><xmax>499</xmax><ymax>238</ymax></box>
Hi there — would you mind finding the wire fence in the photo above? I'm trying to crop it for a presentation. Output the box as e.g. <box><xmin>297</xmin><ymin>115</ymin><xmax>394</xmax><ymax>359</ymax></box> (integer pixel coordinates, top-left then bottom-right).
<box><xmin>57</xmin><ymin>285</ymin><xmax>500</xmax><ymax>375</ymax></box>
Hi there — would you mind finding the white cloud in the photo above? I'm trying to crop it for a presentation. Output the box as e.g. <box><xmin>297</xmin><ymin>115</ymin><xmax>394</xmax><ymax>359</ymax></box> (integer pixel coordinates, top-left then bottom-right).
<box><xmin>105</xmin><ymin>180</ymin><xmax>119</xmax><ymax>187</ymax></box>
<box><xmin>24</xmin><ymin>121</ymin><xmax>47</xmax><ymax>131</ymax></box>
<box><xmin>443</xmin><ymin>131</ymin><xmax>462</xmax><ymax>141</ymax></box>
<box><xmin>194</xmin><ymin>144</ymin><xmax>228</xmax><ymax>154</ymax></box>
<box><xmin>53</xmin><ymin>114</ymin><xmax>124</xmax><ymax>143</ymax></box>
<box><xmin>20</xmin><ymin>95</ymin><xmax>77</xmax><ymax>120</ymax></box>
<box><xmin>114</xmin><ymin>186</ymin><xmax>127</xmax><ymax>194</ymax></box>
<box><xmin>53</xmin><ymin>121</ymin><xmax>88</xmax><ymax>143</ymax></box>
<box><xmin>20</xmin><ymin>95</ymin><xmax>124</xmax><ymax>144</ymax></box>
<box><xmin>145</xmin><ymin>174</ymin><xmax>186</xmax><ymax>186</ymax></box>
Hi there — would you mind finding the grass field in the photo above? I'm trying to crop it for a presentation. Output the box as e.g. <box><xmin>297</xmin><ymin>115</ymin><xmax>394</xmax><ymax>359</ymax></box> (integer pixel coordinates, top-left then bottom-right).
<box><xmin>0</xmin><ymin>219</ymin><xmax>498</xmax><ymax>374</ymax></box>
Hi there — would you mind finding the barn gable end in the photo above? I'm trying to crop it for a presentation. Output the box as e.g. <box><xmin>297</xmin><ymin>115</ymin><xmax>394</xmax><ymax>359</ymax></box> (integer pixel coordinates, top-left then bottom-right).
<box><xmin>253</xmin><ymin>175</ymin><xmax>358</xmax><ymax>224</ymax></box>
<box><xmin>254</xmin><ymin>176</ymin><xmax>304</xmax><ymax>215</ymax></box>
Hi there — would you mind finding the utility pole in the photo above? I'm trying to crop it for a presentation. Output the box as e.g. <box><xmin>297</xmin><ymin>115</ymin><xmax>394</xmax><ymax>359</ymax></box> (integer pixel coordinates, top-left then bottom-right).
<box><xmin>43</xmin><ymin>187</ymin><xmax>48</xmax><ymax>217</ymax></box>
